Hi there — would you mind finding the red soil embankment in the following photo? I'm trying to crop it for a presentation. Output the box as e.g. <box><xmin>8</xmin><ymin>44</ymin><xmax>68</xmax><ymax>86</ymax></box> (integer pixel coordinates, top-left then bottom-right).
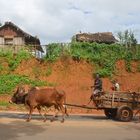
<box><xmin>1</xmin><ymin>59</ymin><xmax>140</xmax><ymax>114</ymax></box>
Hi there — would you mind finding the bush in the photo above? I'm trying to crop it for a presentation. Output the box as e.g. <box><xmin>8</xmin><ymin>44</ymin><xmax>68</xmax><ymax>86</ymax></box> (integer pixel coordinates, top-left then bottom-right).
<box><xmin>0</xmin><ymin>49</ymin><xmax>32</xmax><ymax>71</ymax></box>
<box><xmin>95</xmin><ymin>68</ymin><xmax>112</xmax><ymax>78</ymax></box>
<box><xmin>137</xmin><ymin>62</ymin><xmax>140</xmax><ymax>72</ymax></box>
<box><xmin>70</xmin><ymin>42</ymin><xmax>121</xmax><ymax>77</ymax></box>
<box><xmin>44</xmin><ymin>42</ymin><xmax>140</xmax><ymax>77</ymax></box>
<box><xmin>8</xmin><ymin>49</ymin><xmax>32</xmax><ymax>71</ymax></box>
<box><xmin>45</xmin><ymin>66</ymin><xmax>52</xmax><ymax>77</ymax></box>
<box><xmin>44</xmin><ymin>43</ymin><xmax>62</xmax><ymax>62</ymax></box>
<box><xmin>0</xmin><ymin>74</ymin><xmax>54</xmax><ymax>94</ymax></box>
<box><xmin>125</xmin><ymin>61</ymin><xmax>132</xmax><ymax>72</ymax></box>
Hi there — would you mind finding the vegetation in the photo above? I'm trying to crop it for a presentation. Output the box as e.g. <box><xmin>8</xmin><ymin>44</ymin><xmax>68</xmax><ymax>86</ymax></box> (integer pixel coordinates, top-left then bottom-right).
<box><xmin>0</xmin><ymin>49</ymin><xmax>32</xmax><ymax>71</ymax></box>
<box><xmin>45</xmin><ymin>66</ymin><xmax>52</xmax><ymax>77</ymax></box>
<box><xmin>70</xmin><ymin>42</ymin><xmax>122</xmax><ymax>77</ymax></box>
<box><xmin>0</xmin><ymin>101</ymin><xmax>9</xmax><ymax>106</ymax></box>
<box><xmin>0</xmin><ymin>36</ymin><xmax>139</xmax><ymax>95</ymax></box>
<box><xmin>117</xmin><ymin>30</ymin><xmax>137</xmax><ymax>48</ymax></box>
<box><xmin>0</xmin><ymin>48</ymin><xmax>57</xmax><ymax>95</ymax></box>
<box><xmin>0</xmin><ymin>74</ymin><xmax>55</xmax><ymax>94</ymax></box>
<box><xmin>45</xmin><ymin>43</ymin><xmax>63</xmax><ymax>62</ymax></box>
<box><xmin>44</xmin><ymin>41</ymin><xmax>140</xmax><ymax>77</ymax></box>
<box><xmin>137</xmin><ymin>62</ymin><xmax>140</xmax><ymax>72</ymax></box>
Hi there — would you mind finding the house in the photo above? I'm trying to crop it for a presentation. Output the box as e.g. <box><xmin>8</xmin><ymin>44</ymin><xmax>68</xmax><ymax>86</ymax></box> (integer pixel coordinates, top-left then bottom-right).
<box><xmin>0</xmin><ymin>22</ymin><xmax>43</xmax><ymax>52</ymax></box>
<box><xmin>75</xmin><ymin>32</ymin><xmax>117</xmax><ymax>44</ymax></box>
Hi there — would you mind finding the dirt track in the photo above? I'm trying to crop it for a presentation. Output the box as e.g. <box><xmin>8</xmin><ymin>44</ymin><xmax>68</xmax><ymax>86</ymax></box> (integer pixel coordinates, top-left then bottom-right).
<box><xmin>0</xmin><ymin>111</ymin><xmax>140</xmax><ymax>140</ymax></box>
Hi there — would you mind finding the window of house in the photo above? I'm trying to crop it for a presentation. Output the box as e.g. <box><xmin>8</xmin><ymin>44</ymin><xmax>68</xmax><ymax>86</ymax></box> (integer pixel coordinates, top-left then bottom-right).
<box><xmin>4</xmin><ymin>38</ymin><xmax>13</xmax><ymax>45</ymax></box>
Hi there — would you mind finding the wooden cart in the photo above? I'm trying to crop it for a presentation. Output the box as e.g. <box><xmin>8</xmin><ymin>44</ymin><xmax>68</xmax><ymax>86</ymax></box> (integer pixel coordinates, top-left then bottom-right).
<box><xmin>66</xmin><ymin>91</ymin><xmax>140</xmax><ymax>122</ymax></box>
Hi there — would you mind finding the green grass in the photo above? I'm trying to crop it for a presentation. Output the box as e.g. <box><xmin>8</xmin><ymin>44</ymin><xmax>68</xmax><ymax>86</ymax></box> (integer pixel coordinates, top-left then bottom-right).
<box><xmin>0</xmin><ymin>101</ymin><xmax>9</xmax><ymax>106</ymax></box>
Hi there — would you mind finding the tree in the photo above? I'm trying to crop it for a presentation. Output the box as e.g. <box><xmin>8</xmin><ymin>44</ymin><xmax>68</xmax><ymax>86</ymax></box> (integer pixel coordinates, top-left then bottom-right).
<box><xmin>129</xmin><ymin>31</ymin><xmax>137</xmax><ymax>46</ymax></box>
<box><xmin>117</xmin><ymin>30</ymin><xmax>137</xmax><ymax>48</ymax></box>
<box><xmin>124</xmin><ymin>30</ymin><xmax>129</xmax><ymax>48</ymax></box>
<box><xmin>117</xmin><ymin>31</ymin><xmax>124</xmax><ymax>46</ymax></box>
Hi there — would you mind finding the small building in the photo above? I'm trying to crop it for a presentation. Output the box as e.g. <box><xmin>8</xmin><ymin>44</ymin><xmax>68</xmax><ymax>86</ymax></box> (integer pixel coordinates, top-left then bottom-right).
<box><xmin>0</xmin><ymin>21</ymin><xmax>43</xmax><ymax>52</ymax></box>
<box><xmin>75</xmin><ymin>32</ymin><xmax>117</xmax><ymax>44</ymax></box>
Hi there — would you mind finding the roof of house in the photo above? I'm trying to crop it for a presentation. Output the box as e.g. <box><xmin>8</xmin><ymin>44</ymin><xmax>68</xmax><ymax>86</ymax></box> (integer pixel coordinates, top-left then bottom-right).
<box><xmin>0</xmin><ymin>22</ymin><xmax>43</xmax><ymax>52</ymax></box>
<box><xmin>76</xmin><ymin>32</ymin><xmax>117</xmax><ymax>44</ymax></box>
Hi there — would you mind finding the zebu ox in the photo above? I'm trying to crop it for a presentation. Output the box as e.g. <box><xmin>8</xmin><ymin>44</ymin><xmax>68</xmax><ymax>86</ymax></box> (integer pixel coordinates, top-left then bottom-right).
<box><xmin>10</xmin><ymin>86</ymin><xmax>68</xmax><ymax>122</ymax></box>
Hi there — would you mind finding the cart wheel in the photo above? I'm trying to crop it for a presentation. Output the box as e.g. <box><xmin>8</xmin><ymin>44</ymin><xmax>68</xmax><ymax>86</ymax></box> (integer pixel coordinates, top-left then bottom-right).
<box><xmin>104</xmin><ymin>109</ymin><xmax>117</xmax><ymax>119</ymax></box>
<box><xmin>116</xmin><ymin>106</ymin><xmax>133</xmax><ymax>122</ymax></box>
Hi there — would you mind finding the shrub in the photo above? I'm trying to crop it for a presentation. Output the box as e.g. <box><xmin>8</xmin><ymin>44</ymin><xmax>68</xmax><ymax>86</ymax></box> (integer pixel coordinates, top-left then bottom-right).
<box><xmin>0</xmin><ymin>74</ymin><xmax>54</xmax><ymax>94</ymax></box>
<box><xmin>95</xmin><ymin>68</ymin><xmax>112</xmax><ymax>78</ymax></box>
<box><xmin>46</xmin><ymin>66</ymin><xmax>52</xmax><ymax>77</ymax></box>
<box><xmin>44</xmin><ymin>42</ymin><xmax>140</xmax><ymax>77</ymax></box>
<box><xmin>44</xmin><ymin>43</ymin><xmax>62</xmax><ymax>62</ymax></box>
<box><xmin>0</xmin><ymin>49</ymin><xmax>32</xmax><ymax>71</ymax></box>
<box><xmin>8</xmin><ymin>49</ymin><xmax>32</xmax><ymax>71</ymax></box>
<box><xmin>137</xmin><ymin>62</ymin><xmax>140</xmax><ymax>72</ymax></box>
<box><xmin>125</xmin><ymin>61</ymin><xmax>131</xmax><ymax>72</ymax></box>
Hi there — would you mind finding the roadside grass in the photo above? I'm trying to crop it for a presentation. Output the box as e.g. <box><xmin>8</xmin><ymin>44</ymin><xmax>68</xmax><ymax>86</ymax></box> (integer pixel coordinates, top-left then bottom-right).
<box><xmin>0</xmin><ymin>101</ymin><xmax>9</xmax><ymax>106</ymax></box>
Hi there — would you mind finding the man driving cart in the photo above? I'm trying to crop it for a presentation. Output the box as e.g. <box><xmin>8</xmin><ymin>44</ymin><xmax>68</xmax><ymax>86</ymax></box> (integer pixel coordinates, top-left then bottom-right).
<box><xmin>91</xmin><ymin>73</ymin><xmax>103</xmax><ymax>99</ymax></box>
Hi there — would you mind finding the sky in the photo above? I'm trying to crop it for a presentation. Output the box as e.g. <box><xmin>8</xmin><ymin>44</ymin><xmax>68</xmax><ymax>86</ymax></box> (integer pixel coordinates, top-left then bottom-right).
<box><xmin>0</xmin><ymin>0</ymin><xmax>140</xmax><ymax>44</ymax></box>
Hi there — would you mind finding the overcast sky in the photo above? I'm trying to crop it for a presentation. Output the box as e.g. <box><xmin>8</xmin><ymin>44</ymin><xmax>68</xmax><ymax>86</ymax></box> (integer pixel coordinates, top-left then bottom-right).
<box><xmin>0</xmin><ymin>0</ymin><xmax>140</xmax><ymax>44</ymax></box>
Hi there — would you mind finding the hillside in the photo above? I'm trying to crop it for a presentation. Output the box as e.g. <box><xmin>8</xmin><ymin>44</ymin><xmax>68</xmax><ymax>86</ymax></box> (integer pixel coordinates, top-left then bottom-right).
<box><xmin>0</xmin><ymin>42</ymin><xmax>140</xmax><ymax>113</ymax></box>
<box><xmin>0</xmin><ymin>57</ymin><xmax>140</xmax><ymax>113</ymax></box>
<box><xmin>10</xmin><ymin>58</ymin><xmax>140</xmax><ymax>105</ymax></box>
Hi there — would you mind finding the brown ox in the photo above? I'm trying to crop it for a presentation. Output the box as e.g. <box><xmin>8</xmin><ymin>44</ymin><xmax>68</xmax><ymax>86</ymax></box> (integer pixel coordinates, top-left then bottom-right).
<box><xmin>10</xmin><ymin>86</ymin><xmax>68</xmax><ymax>122</ymax></box>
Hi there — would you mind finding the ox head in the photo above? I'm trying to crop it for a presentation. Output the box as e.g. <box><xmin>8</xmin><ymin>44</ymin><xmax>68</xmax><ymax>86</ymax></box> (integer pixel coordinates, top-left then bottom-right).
<box><xmin>9</xmin><ymin>86</ymin><xmax>27</xmax><ymax>104</ymax></box>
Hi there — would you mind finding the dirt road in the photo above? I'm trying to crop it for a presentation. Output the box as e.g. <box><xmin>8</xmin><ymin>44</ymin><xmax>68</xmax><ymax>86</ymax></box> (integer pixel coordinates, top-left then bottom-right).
<box><xmin>0</xmin><ymin>111</ymin><xmax>140</xmax><ymax>140</ymax></box>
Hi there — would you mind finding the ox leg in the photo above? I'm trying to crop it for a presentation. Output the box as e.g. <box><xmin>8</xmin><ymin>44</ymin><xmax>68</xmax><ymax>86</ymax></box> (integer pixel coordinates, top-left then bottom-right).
<box><xmin>26</xmin><ymin>107</ymin><xmax>34</xmax><ymax>122</ymax></box>
<box><xmin>50</xmin><ymin>106</ymin><xmax>60</xmax><ymax>122</ymax></box>
<box><xmin>37</xmin><ymin>106</ymin><xmax>46</xmax><ymax>122</ymax></box>
<box><xmin>59</xmin><ymin>105</ymin><xmax>66</xmax><ymax>123</ymax></box>
<box><xmin>54</xmin><ymin>106</ymin><xmax>60</xmax><ymax>117</ymax></box>
<box><xmin>23</xmin><ymin>113</ymin><xmax>29</xmax><ymax>119</ymax></box>
<box><xmin>63</xmin><ymin>105</ymin><xmax>69</xmax><ymax>117</ymax></box>
<box><xmin>44</xmin><ymin>107</ymin><xmax>52</xmax><ymax>118</ymax></box>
